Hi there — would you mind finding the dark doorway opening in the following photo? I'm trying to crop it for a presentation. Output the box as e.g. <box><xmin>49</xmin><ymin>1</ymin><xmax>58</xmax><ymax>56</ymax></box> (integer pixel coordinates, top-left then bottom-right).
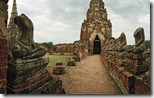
<box><xmin>93</xmin><ymin>35</ymin><xmax>101</xmax><ymax>54</ymax></box>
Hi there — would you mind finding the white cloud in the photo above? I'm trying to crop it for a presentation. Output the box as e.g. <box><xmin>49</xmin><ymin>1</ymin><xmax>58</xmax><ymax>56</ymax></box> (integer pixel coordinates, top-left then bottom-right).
<box><xmin>107</xmin><ymin>9</ymin><xmax>136</xmax><ymax>45</ymax></box>
<box><xmin>139</xmin><ymin>14</ymin><xmax>150</xmax><ymax>24</ymax></box>
<box><xmin>8</xmin><ymin>0</ymin><xmax>150</xmax><ymax>45</ymax></box>
<box><xmin>106</xmin><ymin>0</ymin><xmax>150</xmax><ymax>44</ymax></box>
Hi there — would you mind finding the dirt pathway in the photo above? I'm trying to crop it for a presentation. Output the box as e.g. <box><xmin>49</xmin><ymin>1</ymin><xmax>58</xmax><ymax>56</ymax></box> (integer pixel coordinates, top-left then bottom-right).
<box><xmin>55</xmin><ymin>55</ymin><xmax>122</xmax><ymax>94</ymax></box>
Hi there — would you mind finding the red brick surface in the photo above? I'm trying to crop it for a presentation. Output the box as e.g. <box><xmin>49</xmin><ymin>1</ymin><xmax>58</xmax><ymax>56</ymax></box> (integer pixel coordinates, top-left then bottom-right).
<box><xmin>135</xmin><ymin>76</ymin><xmax>151</xmax><ymax>94</ymax></box>
<box><xmin>0</xmin><ymin>39</ymin><xmax>8</xmax><ymax>94</ymax></box>
<box><xmin>0</xmin><ymin>67</ymin><xmax>7</xmax><ymax>79</ymax></box>
<box><xmin>101</xmin><ymin>50</ymin><xmax>150</xmax><ymax>94</ymax></box>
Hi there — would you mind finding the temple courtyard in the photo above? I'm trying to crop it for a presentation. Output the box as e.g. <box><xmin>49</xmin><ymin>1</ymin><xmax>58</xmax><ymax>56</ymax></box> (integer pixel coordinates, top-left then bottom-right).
<box><xmin>47</xmin><ymin>55</ymin><xmax>122</xmax><ymax>94</ymax></box>
<box><xmin>0</xmin><ymin>0</ymin><xmax>150</xmax><ymax>94</ymax></box>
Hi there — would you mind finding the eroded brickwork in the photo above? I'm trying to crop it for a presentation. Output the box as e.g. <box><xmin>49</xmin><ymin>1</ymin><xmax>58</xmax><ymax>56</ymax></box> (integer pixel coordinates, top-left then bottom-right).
<box><xmin>80</xmin><ymin>0</ymin><xmax>112</xmax><ymax>55</ymax></box>
<box><xmin>55</xmin><ymin>43</ymin><xmax>74</xmax><ymax>55</ymax></box>
<box><xmin>101</xmin><ymin>28</ymin><xmax>150</xmax><ymax>94</ymax></box>
<box><xmin>0</xmin><ymin>0</ymin><xmax>8</xmax><ymax>94</ymax></box>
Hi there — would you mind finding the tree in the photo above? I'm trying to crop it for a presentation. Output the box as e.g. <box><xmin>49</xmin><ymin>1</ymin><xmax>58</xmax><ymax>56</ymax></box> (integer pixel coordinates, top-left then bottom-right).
<box><xmin>42</xmin><ymin>42</ymin><xmax>55</xmax><ymax>50</ymax></box>
<box><xmin>145</xmin><ymin>40</ymin><xmax>150</xmax><ymax>50</ymax></box>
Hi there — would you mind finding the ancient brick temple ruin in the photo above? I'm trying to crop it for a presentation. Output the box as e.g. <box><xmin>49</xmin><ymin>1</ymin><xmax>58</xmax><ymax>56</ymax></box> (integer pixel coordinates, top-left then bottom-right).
<box><xmin>6</xmin><ymin>13</ymin><xmax>65</xmax><ymax>94</ymax></box>
<box><xmin>54</xmin><ymin>43</ymin><xmax>74</xmax><ymax>55</ymax></box>
<box><xmin>0</xmin><ymin>0</ymin><xmax>65</xmax><ymax>94</ymax></box>
<box><xmin>54</xmin><ymin>40</ymin><xmax>80</xmax><ymax>55</ymax></box>
<box><xmin>54</xmin><ymin>0</ymin><xmax>150</xmax><ymax>94</ymax></box>
<box><xmin>55</xmin><ymin>0</ymin><xmax>113</xmax><ymax>56</ymax></box>
<box><xmin>79</xmin><ymin>0</ymin><xmax>150</xmax><ymax>94</ymax></box>
<box><xmin>80</xmin><ymin>0</ymin><xmax>112</xmax><ymax>55</ymax></box>
<box><xmin>0</xmin><ymin>0</ymin><xmax>151</xmax><ymax>94</ymax></box>
<box><xmin>101</xmin><ymin>27</ymin><xmax>150</xmax><ymax>94</ymax></box>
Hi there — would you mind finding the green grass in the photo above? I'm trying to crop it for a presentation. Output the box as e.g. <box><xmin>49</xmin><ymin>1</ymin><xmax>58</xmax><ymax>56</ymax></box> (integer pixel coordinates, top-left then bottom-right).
<box><xmin>46</xmin><ymin>54</ymin><xmax>76</xmax><ymax>66</ymax></box>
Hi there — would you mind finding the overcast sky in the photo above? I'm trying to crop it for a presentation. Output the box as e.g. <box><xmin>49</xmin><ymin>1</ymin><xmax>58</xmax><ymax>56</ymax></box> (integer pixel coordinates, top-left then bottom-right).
<box><xmin>8</xmin><ymin>0</ymin><xmax>150</xmax><ymax>45</ymax></box>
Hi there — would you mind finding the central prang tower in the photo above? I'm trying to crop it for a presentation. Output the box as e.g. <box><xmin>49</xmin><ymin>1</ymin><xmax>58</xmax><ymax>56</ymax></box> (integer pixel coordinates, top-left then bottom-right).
<box><xmin>80</xmin><ymin>0</ymin><xmax>112</xmax><ymax>55</ymax></box>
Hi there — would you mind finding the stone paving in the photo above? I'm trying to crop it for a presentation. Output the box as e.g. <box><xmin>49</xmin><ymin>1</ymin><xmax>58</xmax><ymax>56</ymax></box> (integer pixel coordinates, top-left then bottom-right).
<box><xmin>47</xmin><ymin>55</ymin><xmax>122</xmax><ymax>95</ymax></box>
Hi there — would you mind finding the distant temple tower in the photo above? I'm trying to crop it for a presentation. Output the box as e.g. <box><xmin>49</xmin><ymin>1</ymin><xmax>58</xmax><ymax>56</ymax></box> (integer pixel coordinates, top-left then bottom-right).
<box><xmin>8</xmin><ymin>0</ymin><xmax>18</xmax><ymax>52</ymax></box>
<box><xmin>80</xmin><ymin>0</ymin><xmax>112</xmax><ymax>55</ymax></box>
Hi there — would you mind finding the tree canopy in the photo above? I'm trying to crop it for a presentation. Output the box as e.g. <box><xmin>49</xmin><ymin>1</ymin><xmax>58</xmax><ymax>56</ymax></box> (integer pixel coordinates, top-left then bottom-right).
<box><xmin>145</xmin><ymin>40</ymin><xmax>150</xmax><ymax>50</ymax></box>
<box><xmin>42</xmin><ymin>42</ymin><xmax>54</xmax><ymax>49</ymax></box>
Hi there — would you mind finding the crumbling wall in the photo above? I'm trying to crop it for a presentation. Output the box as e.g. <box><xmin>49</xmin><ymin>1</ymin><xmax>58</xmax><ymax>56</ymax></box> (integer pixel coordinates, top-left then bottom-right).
<box><xmin>101</xmin><ymin>28</ymin><xmax>150</xmax><ymax>94</ymax></box>
<box><xmin>0</xmin><ymin>0</ymin><xmax>8</xmax><ymax>94</ymax></box>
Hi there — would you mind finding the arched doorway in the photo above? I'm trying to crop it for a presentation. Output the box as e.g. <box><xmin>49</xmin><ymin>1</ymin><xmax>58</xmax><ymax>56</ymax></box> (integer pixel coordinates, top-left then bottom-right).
<box><xmin>93</xmin><ymin>35</ymin><xmax>101</xmax><ymax>54</ymax></box>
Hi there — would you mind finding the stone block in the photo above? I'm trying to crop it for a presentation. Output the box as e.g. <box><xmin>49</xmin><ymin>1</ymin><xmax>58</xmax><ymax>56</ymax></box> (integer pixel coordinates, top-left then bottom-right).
<box><xmin>8</xmin><ymin>69</ymin><xmax>50</xmax><ymax>86</ymax></box>
<box><xmin>67</xmin><ymin>61</ymin><xmax>76</xmax><ymax>66</ymax></box>
<box><xmin>74</xmin><ymin>57</ymin><xmax>81</xmax><ymax>62</ymax></box>
<box><xmin>7</xmin><ymin>74</ymin><xmax>52</xmax><ymax>94</ymax></box>
<box><xmin>31</xmin><ymin>75</ymin><xmax>52</xmax><ymax>91</ymax></box>
<box><xmin>7</xmin><ymin>56</ymin><xmax>49</xmax><ymax>79</ymax></box>
<box><xmin>31</xmin><ymin>77</ymin><xmax>63</xmax><ymax>94</ymax></box>
<box><xmin>53</xmin><ymin>67</ymin><xmax>65</xmax><ymax>75</ymax></box>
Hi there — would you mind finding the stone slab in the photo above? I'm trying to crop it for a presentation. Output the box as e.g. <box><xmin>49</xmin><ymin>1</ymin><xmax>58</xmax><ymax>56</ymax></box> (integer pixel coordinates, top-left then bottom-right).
<box><xmin>8</xmin><ymin>56</ymin><xmax>49</xmax><ymax>78</ymax></box>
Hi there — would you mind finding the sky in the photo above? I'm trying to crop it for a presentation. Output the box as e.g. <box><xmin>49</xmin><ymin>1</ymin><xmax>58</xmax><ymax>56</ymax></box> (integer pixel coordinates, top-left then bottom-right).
<box><xmin>8</xmin><ymin>0</ymin><xmax>150</xmax><ymax>45</ymax></box>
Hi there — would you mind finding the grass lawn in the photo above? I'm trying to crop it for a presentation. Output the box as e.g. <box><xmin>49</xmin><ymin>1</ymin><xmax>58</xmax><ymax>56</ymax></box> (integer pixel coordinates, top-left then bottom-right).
<box><xmin>46</xmin><ymin>54</ymin><xmax>76</xmax><ymax>66</ymax></box>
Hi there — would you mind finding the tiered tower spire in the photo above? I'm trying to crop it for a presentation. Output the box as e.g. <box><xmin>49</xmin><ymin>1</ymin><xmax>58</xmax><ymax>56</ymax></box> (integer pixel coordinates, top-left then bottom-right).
<box><xmin>8</xmin><ymin>0</ymin><xmax>18</xmax><ymax>52</ymax></box>
<box><xmin>9</xmin><ymin>0</ymin><xmax>18</xmax><ymax>28</ymax></box>
<box><xmin>80</xmin><ymin>0</ymin><xmax>112</xmax><ymax>55</ymax></box>
<box><xmin>87</xmin><ymin>0</ymin><xmax>105</xmax><ymax>20</ymax></box>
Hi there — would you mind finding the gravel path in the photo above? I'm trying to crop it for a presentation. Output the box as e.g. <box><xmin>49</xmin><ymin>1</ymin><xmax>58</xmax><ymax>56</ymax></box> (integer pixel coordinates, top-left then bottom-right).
<box><xmin>48</xmin><ymin>55</ymin><xmax>122</xmax><ymax>94</ymax></box>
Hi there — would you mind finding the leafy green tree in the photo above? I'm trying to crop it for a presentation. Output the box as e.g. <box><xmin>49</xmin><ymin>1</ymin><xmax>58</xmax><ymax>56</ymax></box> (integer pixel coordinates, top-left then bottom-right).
<box><xmin>41</xmin><ymin>42</ymin><xmax>55</xmax><ymax>50</ymax></box>
<box><xmin>145</xmin><ymin>40</ymin><xmax>150</xmax><ymax>50</ymax></box>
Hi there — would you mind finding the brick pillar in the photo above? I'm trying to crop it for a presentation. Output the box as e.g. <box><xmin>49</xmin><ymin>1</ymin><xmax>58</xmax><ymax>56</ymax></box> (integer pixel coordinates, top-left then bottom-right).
<box><xmin>0</xmin><ymin>0</ymin><xmax>8</xmax><ymax>94</ymax></box>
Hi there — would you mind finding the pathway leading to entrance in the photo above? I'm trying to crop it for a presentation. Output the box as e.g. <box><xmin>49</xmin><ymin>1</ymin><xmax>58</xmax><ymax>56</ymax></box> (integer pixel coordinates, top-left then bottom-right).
<box><xmin>58</xmin><ymin>55</ymin><xmax>122</xmax><ymax>94</ymax></box>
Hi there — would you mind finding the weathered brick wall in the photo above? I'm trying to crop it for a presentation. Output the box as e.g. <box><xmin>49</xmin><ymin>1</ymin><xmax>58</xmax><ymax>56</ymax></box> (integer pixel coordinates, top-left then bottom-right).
<box><xmin>6</xmin><ymin>8</ymin><xmax>65</xmax><ymax>94</ymax></box>
<box><xmin>55</xmin><ymin>43</ymin><xmax>74</xmax><ymax>55</ymax></box>
<box><xmin>0</xmin><ymin>0</ymin><xmax>8</xmax><ymax>94</ymax></box>
<box><xmin>101</xmin><ymin>48</ymin><xmax>150</xmax><ymax>94</ymax></box>
<box><xmin>7</xmin><ymin>68</ymin><xmax>65</xmax><ymax>94</ymax></box>
<box><xmin>101</xmin><ymin>52</ymin><xmax>135</xmax><ymax>94</ymax></box>
<box><xmin>134</xmin><ymin>51</ymin><xmax>150</xmax><ymax>94</ymax></box>
<box><xmin>101</xmin><ymin>27</ymin><xmax>150</xmax><ymax>94</ymax></box>
<box><xmin>0</xmin><ymin>39</ymin><xmax>7</xmax><ymax>94</ymax></box>
<box><xmin>135</xmin><ymin>76</ymin><xmax>150</xmax><ymax>94</ymax></box>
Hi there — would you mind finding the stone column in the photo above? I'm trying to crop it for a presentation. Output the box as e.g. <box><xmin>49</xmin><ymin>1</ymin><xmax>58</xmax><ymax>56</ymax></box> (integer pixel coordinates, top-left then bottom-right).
<box><xmin>0</xmin><ymin>0</ymin><xmax>8</xmax><ymax>94</ymax></box>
